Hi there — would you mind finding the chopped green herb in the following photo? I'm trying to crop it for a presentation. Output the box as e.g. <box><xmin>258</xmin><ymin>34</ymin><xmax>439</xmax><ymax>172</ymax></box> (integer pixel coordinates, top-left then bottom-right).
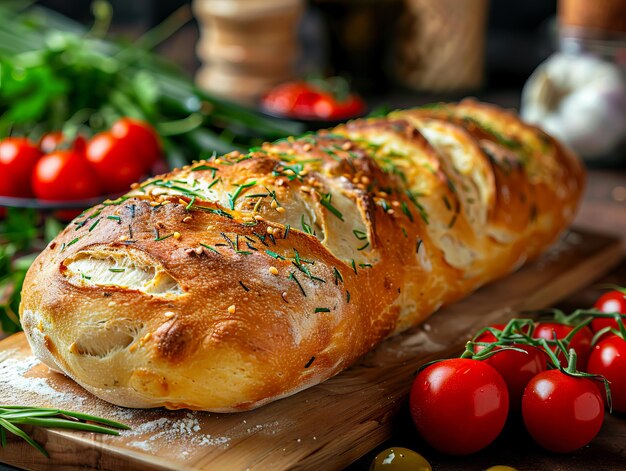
<box><xmin>304</xmin><ymin>356</ymin><xmax>315</xmax><ymax>368</ymax></box>
<box><xmin>357</xmin><ymin>242</ymin><xmax>370</xmax><ymax>251</ymax></box>
<box><xmin>448</xmin><ymin>213</ymin><xmax>458</xmax><ymax>229</ymax></box>
<box><xmin>416</xmin><ymin>238</ymin><xmax>423</xmax><ymax>253</ymax></box>
<box><xmin>109</xmin><ymin>268</ymin><xmax>125</xmax><ymax>273</ymax></box>
<box><xmin>107</xmin><ymin>216</ymin><xmax>121</xmax><ymax>223</ymax></box>
<box><xmin>228</xmin><ymin>181</ymin><xmax>257</xmax><ymax>210</ymax></box>
<box><xmin>200</xmin><ymin>243</ymin><xmax>220</xmax><ymax>254</ymax></box>
<box><xmin>333</xmin><ymin>267</ymin><xmax>343</xmax><ymax>285</ymax></box>
<box><xmin>284</xmin><ymin>224</ymin><xmax>290</xmax><ymax>239</ymax></box>
<box><xmin>353</xmin><ymin>229</ymin><xmax>367</xmax><ymax>240</ymax></box>
<box><xmin>266</xmin><ymin>250</ymin><xmax>285</xmax><ymax>260</ymax></box>
<box><xmin>320</xmin><ymin>193</ymin><xmax>343</xmax><ymax>221</ymax></box>
<box><xmin>301</xmin><ymin>214</ymin><xmax>314</xmax><ymax>235</ymax></box>
<box><xmin>67</xmin><ymin>237</ymin><xmax>81</xmax><ymax>247</ymax></box>
<box><xmin>239</xmin><ymin>281</ymin><xmax>250</xmax><ymax>291</ymax></box>
<box><xmin>88</xmin><ymin>219</ymin><xmax>101</xmax><ymax>232</ymax></box>
<box><xmin>186</xmin><ymin>196</ymin><xmax>196</xmax><ymax>210</ymax></box>
<box><xmin>191</xmin><ymin>205</ymin><xmax>233</xmax><ymax>219</ymax></box>
<box><xmin>155</xmin><ymin>233</ymin><xmax>174</xmax><ymax>242</ymax></box>
<box><xmin>289</xmin><ymin>272</ymin><xmax>306</xmax><ymax>297</ymax></box>
<box><xmin>350</xmin><ymin>259</ymin><xmax>357</xmax><ymax>274</ymax></box>
<box><xmin>401</xmin><ymin>202</ymin><xmax>414</xmax><ymax>222</ymax></box>
<box><xmin>190</xmin><ymin>165</ymin><xmax>219</xmax><ymax>178</ymax></box>
<box><xmin>346</xmin><ymin>290</ymin><xmax>351</xmax><ymax>303</ymax></box>
<box><xmin>315</xmin><ymin>307</ymin><xmax>331</xmax><ymax>313</ymax></box>
<box><xmin>406</xmin><ymin>191</ymin><xmax>429</xmax><ymax>224</ymax></box>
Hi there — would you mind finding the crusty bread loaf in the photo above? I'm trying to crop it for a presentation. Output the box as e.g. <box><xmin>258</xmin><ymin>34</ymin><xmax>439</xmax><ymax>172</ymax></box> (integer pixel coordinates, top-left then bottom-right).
<box><xmin>20</xmin><ymin>100</ymin><xmax>584</xmax><ymax>412</ymax></box>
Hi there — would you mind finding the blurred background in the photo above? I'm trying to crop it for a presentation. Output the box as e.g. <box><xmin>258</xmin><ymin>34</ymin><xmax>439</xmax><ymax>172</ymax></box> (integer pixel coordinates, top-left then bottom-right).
<box><xmin>0</xmin><ymin>0</ymin><xmax>625</xmax><ymax>335</ymax></box>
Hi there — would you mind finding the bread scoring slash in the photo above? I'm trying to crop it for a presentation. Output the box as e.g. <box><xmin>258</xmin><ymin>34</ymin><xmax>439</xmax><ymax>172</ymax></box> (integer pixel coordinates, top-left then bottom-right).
<box><xmin>20</xmin><ymin>100</ymin><xmax>584</xmax><ymax>412</ymax></box>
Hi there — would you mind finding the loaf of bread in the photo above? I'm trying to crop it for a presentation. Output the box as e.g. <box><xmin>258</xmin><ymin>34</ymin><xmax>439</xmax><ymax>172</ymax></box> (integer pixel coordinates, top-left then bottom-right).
<box><xmin>20</xmin><ymin>100</ymin><xmax>584</xmax><ymax>412</ymax></box>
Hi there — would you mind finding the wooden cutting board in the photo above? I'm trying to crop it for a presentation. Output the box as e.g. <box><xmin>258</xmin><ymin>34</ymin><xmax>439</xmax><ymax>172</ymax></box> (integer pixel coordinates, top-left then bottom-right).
<box><xmin>0</xmin><ymin>228</ymin><xmax>622</xmax><ymax>471</ymax></box>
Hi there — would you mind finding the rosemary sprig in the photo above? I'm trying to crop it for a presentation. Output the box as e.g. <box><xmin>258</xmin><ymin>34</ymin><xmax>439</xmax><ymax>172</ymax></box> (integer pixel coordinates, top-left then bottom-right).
<box><xmin>0</xmin><ymin>406</ymin><xmax>129</xmax><ymax>457</ymax></box>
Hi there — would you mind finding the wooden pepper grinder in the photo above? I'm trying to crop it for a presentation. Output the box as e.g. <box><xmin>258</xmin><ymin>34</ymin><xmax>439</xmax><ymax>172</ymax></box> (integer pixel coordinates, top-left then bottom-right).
<box><xmin>193</xmin><ymin>0</ymin><xmax>305</xmax><ymax>104</ymax></box>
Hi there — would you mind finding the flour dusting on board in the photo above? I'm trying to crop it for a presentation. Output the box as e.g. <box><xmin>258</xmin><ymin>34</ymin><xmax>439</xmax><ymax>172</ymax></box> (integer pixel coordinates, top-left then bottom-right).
<box><xmin>1</xmin><ymin>347</ymin><xmax>285</xmax><ymax>460</ymax></box>
<box><xmin>0</xmin><ymin>355</ymin><xmax>85</xmax><ymax>405</ymax></box>
<box><xmin>122</xmin><ymin>414</ymin><xmax>231</xmax><ymax>453</ymax></box>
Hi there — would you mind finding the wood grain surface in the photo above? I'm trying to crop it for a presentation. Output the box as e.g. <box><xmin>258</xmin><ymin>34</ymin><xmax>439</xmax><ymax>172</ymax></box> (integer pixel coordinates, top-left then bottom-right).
<box><xmin>0</xmin><ymin>228</ymin><xmax>622</xmax><ymax>471</ymax></box>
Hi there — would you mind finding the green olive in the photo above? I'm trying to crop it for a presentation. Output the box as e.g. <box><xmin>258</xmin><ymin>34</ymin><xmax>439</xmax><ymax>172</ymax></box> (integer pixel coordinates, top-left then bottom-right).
<box><xmin>485</xmin><ymin>466</ymin><xmax>518</xmax><ymax>471</ymax></box>
<box><xmin>370</xmin><ymin>447</ymin><xmax>432</xmax><ymax>471</ymax></box>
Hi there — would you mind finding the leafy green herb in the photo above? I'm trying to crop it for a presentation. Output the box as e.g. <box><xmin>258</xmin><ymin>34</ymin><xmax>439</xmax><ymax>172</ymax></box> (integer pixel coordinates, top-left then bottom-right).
<box><xmin>107</xmin><ymin>215</ymin><xmax>121</xmax><ymax>223</ymax></box>
<box><xmin>108</xmin><ymin>268</ymin><xmax>125</xmax><ymax>273</ymax></box>
<box><xmin>357</xmin><ymin>242</ymin><xmax>370</xmax><ymax>251</ymax></box>
<box><xmin>315</xmin><ymin>307</ymin><xmax>330</xmax><ymax>313</ymax></box>
<box><xmin>0</xmin><ymin>406</ymin><xmax>129</xmax><ymax>457</ymax></box>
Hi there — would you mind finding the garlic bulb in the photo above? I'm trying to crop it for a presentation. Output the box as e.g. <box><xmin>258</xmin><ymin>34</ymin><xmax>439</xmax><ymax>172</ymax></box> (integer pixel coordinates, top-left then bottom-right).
<box><xmin>521</xmin><ymin>53</ymin><xmax>626</xmax><ymax>158</ymax></box>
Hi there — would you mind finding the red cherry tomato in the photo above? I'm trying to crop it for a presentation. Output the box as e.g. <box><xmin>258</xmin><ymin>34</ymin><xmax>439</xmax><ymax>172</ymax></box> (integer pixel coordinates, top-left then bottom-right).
<box><xmin>591</xmin><ymin>290</ymin><xmax>626</xmax><ymax>334</ymax></box>
<box><xmin>0</xmin><ymin>171</ymin><xmax>19</xmax><ymax>197</ymax></box>
<box><xmin>475</xmin><ymin>326</ymin><xmax>547</xmax><ymax>410</ymax></box>
<box><xmin>522</xmin><ymin>369</ymin><xmax>604</xmax><ymax>452</ymax></box>
<box><xmin>532</xmin><ymin>322</ymin><xmax>592</xmax><ymax>369</ymax></box>
<box><xmin>111</xmin><ymin>118</ymin><xmax>161</xmax><ymax>171</ymax></box>
<box><xmin>86</xmin><ymin>132</ymin><xmax>145</xmax><ymax>193</ymax></box>
<box><xmin>262</xmin><ymin>81</ymin><xmax>366</xmax><ymax>121</ymax></box>
<box><xmin>410</xmin><ymin>358</ymin><xmax>509</xmax><ymax>455</ymax></box>
<box><xmin>587</xmin><ymin>334</ymin><xmax>626</xmax><ymax>412</ymax></box>
<box><xmin>32</xmin><ymin>150</ymin><xmax>101</xmax><ymax>201</ymax></box>
<box><xmin>0</xmin><ymin>137</ymin><xmax>42</xmax><ymax>197</ymax></box>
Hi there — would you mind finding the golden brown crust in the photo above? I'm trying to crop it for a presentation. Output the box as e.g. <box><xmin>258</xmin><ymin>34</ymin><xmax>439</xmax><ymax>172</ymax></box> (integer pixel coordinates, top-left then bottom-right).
<box><xmin>20</xmin><ymin>101</ymin><xmax>585</xmax><ymax>411</ymax></box>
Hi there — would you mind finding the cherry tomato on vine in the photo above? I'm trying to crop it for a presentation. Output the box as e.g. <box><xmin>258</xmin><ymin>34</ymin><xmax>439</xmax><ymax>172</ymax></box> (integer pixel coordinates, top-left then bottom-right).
<box><xmin>475</xmin><ymin>326</ymin><xmax>547</xmax><ymax>410</ymax></box>
<box><xmin>410</xmin><ymin>358</ymin><xmax>509</xmax><ymax>455</ymax></box>
<box><xmin>111</xmin><ymin>117</ymin><xmax>161</xmax><ymax>171</ymax></box>
<box><xmin>532</xmin><ymin>322</ymin><xmax>592</xmax><ymax>368</ymax></box>
<box><xmin>587</xmin><ymin>334</ymin><xmax>626</xmax><ymax>412</ymax></box>
<box><xmin>522</xmin><ymin>369</ymin><xmax>604</xmax><ymax>453</ymax></box>
<box><xmin>32</xmin><ymin>150</ymin><xmax>101</xmax><ymax>201</ymax></box>
<box><xmin>0</xmin><ymin>137</ymin><xmax>42</xmax><ymax>197</ymax></box>
<box><xmin>591</xmin><ymin>290</ymin><xmax>626</xmax><ymax>334</ymax></box>
<box><xmin>86</xmin><ymin>131</ymin><xmax>145</xmax><ymax>193</ymax></box>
